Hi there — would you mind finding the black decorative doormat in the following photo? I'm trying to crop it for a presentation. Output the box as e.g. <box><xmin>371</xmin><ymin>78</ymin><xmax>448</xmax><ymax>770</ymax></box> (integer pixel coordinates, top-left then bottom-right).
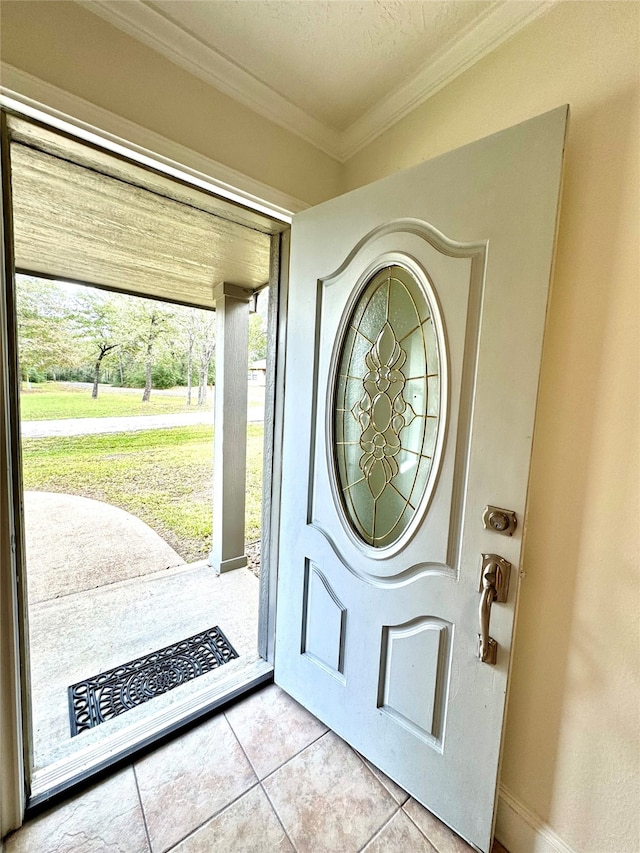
<box><xmin>68</xmin><ymin>626</ymin><xmax>239</xmax><ymax>737</ymax></box>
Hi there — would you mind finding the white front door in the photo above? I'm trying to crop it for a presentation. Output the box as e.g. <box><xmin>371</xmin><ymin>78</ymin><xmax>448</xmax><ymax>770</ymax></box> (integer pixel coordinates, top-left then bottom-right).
<box><xmin>274</xmin><ymin>107</ymin><xmax>567</xmax><ymax>852</ymax></box>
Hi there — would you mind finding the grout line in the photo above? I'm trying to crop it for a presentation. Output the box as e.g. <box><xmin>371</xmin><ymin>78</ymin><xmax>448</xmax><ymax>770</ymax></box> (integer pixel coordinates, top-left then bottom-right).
<box><xmin>357</xmin><ymin>804</ymin><xmax>401</xmax><ymax>852</ymax></box>
<box><xmin>224</xmin><ymin>710</ymin><xmax>297</xmax><ymax>851</ymax></box>
<box><xmin>350</xmin><ymin>747</ymin><xmax>407</xmax><ymax>805</ymax></box>
<box><xmin>259</xmin><ymin>780</ymin><xmax>298</xmax><ymax>852</ymax></box>
<box><xmin>138</xmin><ymin>708</ymin><xmax>266</xmax><ymax>851</ymax></box>
<box><xmin>224</xmin><ymin>699</ymin><xmax>329</xmax><ymax>784</ymax></box>
<box><xmin>223</xmin><ymin>709</ymin><xmax>261</xmax><ymax>779</ymax></box>
<box><xmin>352</xmin><ymin>748</ymin><xmax>380</xmax><ymax>778</ymax></box>
<box><xmin>132</xmin><ymin>763</ymin><xmax>153</xmax><ymax>853</ymax></box>
<box><xmin>164</xmin><ymin>782</ymin><xmax>263</xmax><ymax>851</ymax></box>
<box><xmin>402</xmin><ymin>800</ymin><xmax>473</xmax><ymax>852</ymax></box>
<box><xmin>402</xmin><ymin>800</ymin><xmax>440</xmax><ymax>849</ymax></box>
<box><xmin>258</xmin><ymin>728</ymin><xmax>330</xmax><ymax>783</ymax></box>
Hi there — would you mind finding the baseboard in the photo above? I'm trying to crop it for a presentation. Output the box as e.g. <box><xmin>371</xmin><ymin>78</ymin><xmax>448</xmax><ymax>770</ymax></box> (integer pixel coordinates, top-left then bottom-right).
<box><xmin>496</xmin><ymin>785</ymin><xmax>576</xmax><ymax>853</ymax></box>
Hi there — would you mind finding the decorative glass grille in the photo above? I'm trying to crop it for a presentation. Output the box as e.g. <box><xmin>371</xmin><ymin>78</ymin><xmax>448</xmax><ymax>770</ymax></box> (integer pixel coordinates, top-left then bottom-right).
<box><xmin>333</xmin><ymin>265</ymin><xmax>440</xmax><ymax>548</ymax></box>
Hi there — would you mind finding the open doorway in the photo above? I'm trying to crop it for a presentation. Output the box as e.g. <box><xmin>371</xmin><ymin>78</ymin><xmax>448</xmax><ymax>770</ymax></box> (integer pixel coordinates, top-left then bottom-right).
<box><xmin>2</xmin><ymin>109</ymin><xmax>287</xmax><ymax>805</ymax></box>
<box><xmin>17</xmin><ymin>276</ymin><xmax>270</xmax><ymax>774</ymax></box>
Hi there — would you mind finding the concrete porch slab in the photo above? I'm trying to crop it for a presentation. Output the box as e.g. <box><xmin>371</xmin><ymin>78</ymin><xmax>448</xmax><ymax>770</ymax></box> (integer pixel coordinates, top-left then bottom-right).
<box><xmin>24</xmin><ymin>491</ymin><xmax>185</xmax><ymax>603</ymax></box>
<box><xmin>22</xmin><ymin>492</ymin><xmax>260</xmax><ymax>772</ymax></box>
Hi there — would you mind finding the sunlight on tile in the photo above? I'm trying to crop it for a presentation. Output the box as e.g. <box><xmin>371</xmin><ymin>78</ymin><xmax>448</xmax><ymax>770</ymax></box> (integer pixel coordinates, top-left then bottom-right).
<box><xmin>134</xmin><ymin>713</ymin><xmax>256</xmax><ymax>852</ymax></box>
<box><xmin>4</xmin><ymin>769</ymin><xmax>147</xmax><ymax>853</ymax></box>
<box><xmin>225</xmin><ymin>683</ymin><xmax>328</xmax><ymax>778</ymax></box>
<box><xmin>262</xmin><ymin>731</ymin><xmax>397</xmax><ymax>853</ymax></box>
<box><xmin>5</xmin><ymin>689</ymin><xmax>512</xmax><ymax>853</ymax></box>
<box><xmin>171</xmin><ymin>785</ymin><xmax>293</xmax><ymax>852</ymax></box>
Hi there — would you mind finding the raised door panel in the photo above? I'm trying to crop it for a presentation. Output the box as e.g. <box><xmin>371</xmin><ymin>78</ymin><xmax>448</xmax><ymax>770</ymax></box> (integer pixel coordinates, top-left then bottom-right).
<box><xmin>302</xmin><ymin>563</ymin><xmax>346</xmax><ymax>679</ymax></box>
<box><xmin>379</xmin><ymin>618</ymin><xmax>452</xmax><ymax>747</ymax></box>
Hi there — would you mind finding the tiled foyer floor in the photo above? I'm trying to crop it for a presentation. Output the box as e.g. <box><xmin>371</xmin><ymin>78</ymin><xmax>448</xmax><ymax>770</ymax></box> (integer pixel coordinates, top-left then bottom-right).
<box><xmin>4</xmin><ymin>684</ymin><xmax>509</xmax><ymax>853</ymax></box>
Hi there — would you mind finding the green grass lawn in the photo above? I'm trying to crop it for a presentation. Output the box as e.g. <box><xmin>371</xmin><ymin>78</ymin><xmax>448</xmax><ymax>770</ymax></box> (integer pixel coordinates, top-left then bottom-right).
<box><xmin>20</xmin><ymin>382</ymin><xmax>214</xmax><ymax>420</ymax></box>
<box><xmin>21</xmin><ymin>424</ymin><xmax>264</xmax><ymax>563</ymax></box>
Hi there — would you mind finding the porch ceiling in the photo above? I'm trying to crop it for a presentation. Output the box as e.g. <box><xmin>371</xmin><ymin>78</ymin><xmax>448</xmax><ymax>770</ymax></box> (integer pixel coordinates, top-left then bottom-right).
<box><xmin>9</xmin><ymin>116</ymin><xmax>273</xmax><ymax>307</ymax></box>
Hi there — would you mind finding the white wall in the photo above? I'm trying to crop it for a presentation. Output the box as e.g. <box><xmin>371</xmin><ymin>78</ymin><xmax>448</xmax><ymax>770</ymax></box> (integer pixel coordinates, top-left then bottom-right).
<box><xmin>345</xmin><ymin>4</ymin><xmax>639</xmax><ymax>852</ymax></box>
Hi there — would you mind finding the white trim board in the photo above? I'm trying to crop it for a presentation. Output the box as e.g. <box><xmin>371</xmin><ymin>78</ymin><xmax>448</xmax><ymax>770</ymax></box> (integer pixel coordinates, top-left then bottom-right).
<box><xmin>340</xmin><ymin>1</ymin><xmax>556</xmax><ymax>159</ymax></box>
<box><xmin>0</xmin><ymin>64</ymin><xmax>304</xmax><ymax>220</ymax></box>
<box><xmin>496</xmin><ymin>786</ymin><xmax>577</xmax><ymax>853</ymax></box>
<box><xmin>80</xmin><ymin>0</ymin><xmax>341</xmax><ymax>160</ymax></box>
<box><xmin>80</xmin><ymin>0</ymin><xmax>555</xmax><ymax>162</ymax></box>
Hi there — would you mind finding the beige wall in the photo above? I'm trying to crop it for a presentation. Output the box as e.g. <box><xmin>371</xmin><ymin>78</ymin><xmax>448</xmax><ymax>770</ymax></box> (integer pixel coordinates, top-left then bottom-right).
<box><xmin>1</xmin><ymin>1</ymin><xmax>638</xmax><ymax>850</ymax></box>
<box><xmin>346</xmin><ymin>4</ymin><xmax>639</xmax><ymax>851</ymax></box>
<box><xmin>0</xmin><ymin>1</ymin><xmax>341</xmax><ymax>207</ymax></box>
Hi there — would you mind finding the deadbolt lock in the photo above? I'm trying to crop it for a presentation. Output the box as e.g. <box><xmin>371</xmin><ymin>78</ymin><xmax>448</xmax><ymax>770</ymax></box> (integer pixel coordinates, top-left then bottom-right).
<box><xmin>482</xmin><ymin>505</ymin><xmax>517</xmax><ymax>536</ymax></box>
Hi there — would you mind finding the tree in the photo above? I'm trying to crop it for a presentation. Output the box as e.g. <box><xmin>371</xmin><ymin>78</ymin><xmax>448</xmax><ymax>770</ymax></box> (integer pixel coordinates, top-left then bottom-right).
<box><xmin>167</xmin><ymin>305</ymin><xmax>216</xmax><ymax>404</ymax></box>
<box><xmin>15</xmin><ymin>276</ymin><xmax>79</xmax><ymax>385</ymax></box>
<box><xmin>15</xmin><ymin>278</ymin><xmax>216</xmax><ymax>400</ymax></box>
<box><xmin>69</xmin><ymin>289</ymin><xmax>121</xmax><ymax>398</ymax></box>
<box><xmin>194</xmin><ymin>311</ymin><xmax>216</xmax><ymax>406</ymax></box>
<box><xmin>113</xmin><ymin>299</ymin><xmax>178</xmax><ymax>401</ymax></box>
<box><xmin>174</xmin><ymin>307</ymin><xmax>200</xmax><ymax>405</ymax></box>
<box><xmin>185</xmin><ymin>314</ymin><xmax>195</xmax><ymax>406</ymax></box>
<box><xmin>248</xmin><ymin>311</ymin><xmax>267</xmax><ymax>365</ymax></box>
<box><xmin>140</xmin><ymin>306</ymin><xmax>168</xmax><ymax>402</ymax></box>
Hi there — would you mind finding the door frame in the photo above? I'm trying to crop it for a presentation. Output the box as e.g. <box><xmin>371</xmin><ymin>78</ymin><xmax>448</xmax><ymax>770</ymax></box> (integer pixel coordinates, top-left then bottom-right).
<box><xmin>0</xmin><ymin>88</ymin><xmax>296</xmax><ymax>833</ymax></box>
<box><xmin>0</xmin><ymin>108</ymin><xmax>26</xmax><ymax>839</ymax></box>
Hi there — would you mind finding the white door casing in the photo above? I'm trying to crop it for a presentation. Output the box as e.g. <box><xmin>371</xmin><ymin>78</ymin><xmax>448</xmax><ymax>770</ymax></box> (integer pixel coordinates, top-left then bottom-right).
<box><xmin>274</xmin><ymin>107</ymin><xmax>567</xmax><ymax>852</ymax></box>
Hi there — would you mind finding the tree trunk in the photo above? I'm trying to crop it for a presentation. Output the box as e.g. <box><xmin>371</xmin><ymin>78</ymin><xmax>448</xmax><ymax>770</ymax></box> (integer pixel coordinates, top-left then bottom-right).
<box><xmin>186</xmin><ymin>339</ymin><xmax>193</xmax><ymax>406</ymax></box>
<box><xmin>142</xmin><ymin>358</ymin><xmax>152</xmax><ymax>402</ymax></box>
<box><xmin>92</xmin><ymin>344</ymin><xmax>117</xmax><ymax>398</ymax></box>
<box><xmin>92</xmin><ymin>354</ymin><xmax>102</xmax><ymax>398</ymax></box>
<box><xmin>198</xmin><ymin>366</ymin><xmax>206</xmax><ymax>405</ymax></box>
<box><xmin>142</xmin><ymin>316</ymin><xmax>157</xmax><ymax>403</ymax></box>
<box><xmin>197</xmin><ymin>344</ymin><xmax>214</xmax><ymax>406</ymax></box>
<box><xmin>198</xmin><ymin>356</ymin><xmax>213</xmax><ymax>406</ymax></box>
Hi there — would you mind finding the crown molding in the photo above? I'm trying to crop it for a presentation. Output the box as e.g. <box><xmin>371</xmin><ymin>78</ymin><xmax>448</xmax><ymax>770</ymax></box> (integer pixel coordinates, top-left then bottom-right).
<box><xmin>79</xmin><ymin>0</ymin><xmax>343</xmax><ymax>160</ymax></box>
<box><xmin>0</xmin><ymin>64</ymin><xmax>305</xmax><ymax>218</ymax></box>
<box><xmin>341</xmin><ymin>1</ymin><xmax>557</xmax><ymax>159</ymax></box>
<box><xmin>78</xmin><ymin>0</ymin><xmax>556</xmax><ymax>163</ymax></box>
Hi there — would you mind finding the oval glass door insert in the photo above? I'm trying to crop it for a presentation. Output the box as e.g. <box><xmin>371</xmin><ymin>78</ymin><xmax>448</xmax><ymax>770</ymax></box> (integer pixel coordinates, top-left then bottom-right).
<box><xmin>333</xmin><ymin>264</ymin><xmax>442</xmax><ymax>548</ymax></box>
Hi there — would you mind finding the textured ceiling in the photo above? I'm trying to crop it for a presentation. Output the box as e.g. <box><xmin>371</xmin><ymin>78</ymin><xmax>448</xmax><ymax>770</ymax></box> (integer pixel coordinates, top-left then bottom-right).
<box><xmin>149</xmin><ymin>0</ymin><xmax>496</xmax><ymax>131</ymax></box>
<box><xmin>81</xmin><ymin>0</ymin><xmax>553</xmax><ymax>159</ymax></box>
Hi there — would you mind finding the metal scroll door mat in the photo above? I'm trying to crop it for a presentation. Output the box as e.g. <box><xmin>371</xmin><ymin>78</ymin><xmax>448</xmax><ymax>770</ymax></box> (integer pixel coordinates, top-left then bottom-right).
<box><xmin>68</xmin><ymin>625</ymin><xmax>239</xmax><ymax>736</ymax></box>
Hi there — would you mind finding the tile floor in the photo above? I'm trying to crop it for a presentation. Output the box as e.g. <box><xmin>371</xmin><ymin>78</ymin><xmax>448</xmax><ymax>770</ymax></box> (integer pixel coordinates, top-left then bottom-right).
<box><xmin>4</xmin><ymin>684</ymin><xmax>510</xmax><ymax>853</ymax></box>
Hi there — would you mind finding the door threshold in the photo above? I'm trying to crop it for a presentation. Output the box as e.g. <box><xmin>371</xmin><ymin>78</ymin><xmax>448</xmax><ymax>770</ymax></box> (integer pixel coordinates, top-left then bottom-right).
<box><xmin>27</xmin><ymin>658</ymin><xmax>273</xmax><ymax>813</ymax></box>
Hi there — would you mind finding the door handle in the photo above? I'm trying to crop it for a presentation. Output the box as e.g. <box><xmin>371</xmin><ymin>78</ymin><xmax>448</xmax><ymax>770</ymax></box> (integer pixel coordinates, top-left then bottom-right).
<box><xmin>477</xmin><ymin>554</ymin><xmax>511</xmax><ymax>665</ymax></box>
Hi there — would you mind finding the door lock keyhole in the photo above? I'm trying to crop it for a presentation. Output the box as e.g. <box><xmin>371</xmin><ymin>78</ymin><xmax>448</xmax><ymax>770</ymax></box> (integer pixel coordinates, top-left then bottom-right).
<box><xmin>482</xmin><ymin>506</ymin><xmax>517</xmax><ymax>536</ymax></box>
<box><xmin>489</xmin><ymin>512</ymin><xmax>509</xmax><ymax>531</ymax></box>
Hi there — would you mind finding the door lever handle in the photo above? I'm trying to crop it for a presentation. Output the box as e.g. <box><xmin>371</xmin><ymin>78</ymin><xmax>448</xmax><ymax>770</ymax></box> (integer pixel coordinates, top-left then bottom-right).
<box><xmin>477</xmin><ymin>554</ymin><xmax>511</xmax><ymax>665</ymax></box>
